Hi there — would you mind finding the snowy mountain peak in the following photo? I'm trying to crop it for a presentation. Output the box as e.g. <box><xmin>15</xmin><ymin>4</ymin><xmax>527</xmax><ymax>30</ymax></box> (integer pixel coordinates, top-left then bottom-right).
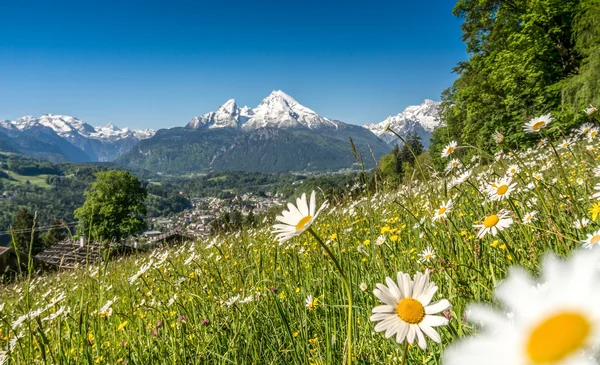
<box><xmin>187</xmin><ymin>91</ymin><xmax>337</xmax><ymax>130</ymax></box>
<box><xmin>187</xmin><ymin>98</ymin><xmax>252</xmax><ymax>129</ymax></box>
<box><xmin>104</xmin><ymin>122</ymin><xmax>120</xmax><ymax>131</ymax></box>
<box><xmin>1</xmin><ymin>114</ymin><xmax>155</xmax><ymax>142</ymax></box>
<box><xmin>363</xmin><ymin>100</ymin><xmax>442</xmax><ymax>146</ymax></box>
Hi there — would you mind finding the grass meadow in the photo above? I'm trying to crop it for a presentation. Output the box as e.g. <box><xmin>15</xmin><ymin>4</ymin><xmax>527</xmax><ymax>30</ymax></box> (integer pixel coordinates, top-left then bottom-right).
<box><xmin>2</xmin><ymin>114</ymin><xmax>600</xmax><ymax>364</ymax></box>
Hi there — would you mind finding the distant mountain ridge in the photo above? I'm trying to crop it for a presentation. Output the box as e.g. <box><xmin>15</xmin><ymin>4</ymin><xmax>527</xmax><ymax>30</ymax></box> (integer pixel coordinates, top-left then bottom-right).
<box><xmin>0</xmin><ymin>94</ymin><xmax>442</xmax><ymax>172</ymax></box>
<box><xmin>118</xmin><ymin>90</ymin><xmax>393</xmax><ymax>173</ymax></box>
<box><xmin>0</xmin><ymin>114</ymin><xmax>155</xmax><ymax>162</ymax></box>
<box><xmin>363</xmin><ymin>99</ymin><xmax>441</xmax><ymax>146</ymax></box>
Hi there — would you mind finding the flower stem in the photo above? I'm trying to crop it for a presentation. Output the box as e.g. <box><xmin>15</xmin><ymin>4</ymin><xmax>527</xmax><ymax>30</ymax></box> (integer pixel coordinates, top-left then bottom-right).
<box><xmin>307</xmin><ymin>227</ymin><xmax>352</xmax><ymax>365</ymax></box>
<box><xmin>400</xmin><ymin>341</ymin><xmax>409</xmax><ymax>365</ymax></box>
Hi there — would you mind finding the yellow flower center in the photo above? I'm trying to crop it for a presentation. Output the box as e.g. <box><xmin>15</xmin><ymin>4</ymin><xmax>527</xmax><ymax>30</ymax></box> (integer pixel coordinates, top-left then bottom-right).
<box><xmin>396</xmin><ymin>298</ymin><xmax>425</xmax><ymax>324</ymax></box>
<box><xmin>496</xmin><ymin>184</ymin><xmax>509</xmax><ymax>195</ymax></box>
<box><xmin>483</xmin><ymin>215</ymin><xmax>500</xmax><ymax>228</ymax></box>
<box><xmin>590</xmin><ymin>235</ymin><xmax>600</xmax><ymax>244</ymax></box>
<box><xmin>437</xmin><ymin>207</ymin><xmax>447</xmax><ymax>215</ymax></box>
<box><xmin>295</xmin><ymin>215</ymin><xmax>313</xmax><ymax>231</ymax></box>
<box><xmin>532</xmin><ymin>121</ymin><xmax>546</xmax><ymax>131</ymax></box>
<box><xmin>447</xmin><ymin>146</ymin><xmax>455</xmax><ymax>154</ymax></box>
<box><xmin>526</xmin><ymin>312</ymin><xmax>591</xmax><ymax>364</ymax></box>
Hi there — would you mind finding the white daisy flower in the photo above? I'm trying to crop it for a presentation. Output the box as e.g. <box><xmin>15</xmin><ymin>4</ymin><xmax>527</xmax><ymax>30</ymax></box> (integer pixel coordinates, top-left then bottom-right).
<box><xmin>493</xmin><ymin>130</ymin><xmax>504</xmax><ymax>144</ymax></box>
<box><xmin>441</xmin><ymin>141</ymin><xmax>458</xmax><ymax>158</ymax></box>
<box><xmin>272</xmin><ymin>191</ymin><xmax>328</xmax><ymax>245</ymax></box>
<box><xmin>305</xmin><ymin>295</ymin><xmax>318</xmax><ymax>310</ymax></box>
<box><xmin>574</xmin><ymin>218</ymin><xmax>590</xmax><ymax>230</ymax></box>
<box><xmin>486</xmin><ymin>176</ymin><xmax>517</xmax><ymax>201</ymax></box>
<box><xmin>523</xmin><ymin>113</ymin><xmax>553</xmax><ymax>133</ymax></box>
<box><xmin>585</xmin><ymin>104</ymin><xmax>598</xmax><ymax>116</ymax></box>
<box><xmin>432</xmin><ymin>200</ymin><xmax>453</xmax><ymax>221</ymax></box>
<box><xmin>444</xmin><ymin>248</ymin><xmax>600</xmax><ymax>365</ymax></box>
<box><xmin>582</xmin><ymin>229</ymin><xmax>600</xmax><ymax>249</ymax></box>
<box><xmin>446</xmin><ymin>158</ymin><xmax>462</xmax><ymax>172</ymax></box>
<box><xmin>418</xmin><ymin>247</ymin><xmax>436</xmax><ymax>263</ymax></box>
<box><xmin>577</xmin><ymin>123</ymin><xmax>594</xmax><ymax>136</ymax></box>
<box><xmin>370</xmin><ymin>271</ymin><xmax>451</xmax><ymax>349</ymax></box>
<box><xmin>506</xmin><ymin>164</ymin><xmax>520</xmax><ymax>176</ymax></box>
<box><xmin>375</xmin><ymin>235</ymin><xmax>386</xmax><ymax>246</ymax></box>
<box><xmin>557</xmin><ymin>138</ymin><xmax>573</xmax><ymax>150</ymax></box>
<box><xmin>589</xmin><ymin>128</ymin><xmax>599</xmax><ymax>141</ymax></box>
<box><xmin>474</xmin><ymin>210</ymin><xmax>513</xmax><ymax>239</ymax></box>
<box><xmin>522</xmin><ymin>211</ymin><xmax>537</xmax><ymax>224</ymax></box>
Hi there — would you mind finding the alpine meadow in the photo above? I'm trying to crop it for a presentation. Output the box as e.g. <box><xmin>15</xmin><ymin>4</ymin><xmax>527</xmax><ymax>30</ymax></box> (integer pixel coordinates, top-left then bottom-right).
<box><xmin>1</xmin><ymin>0</ymin><xmax>600</xmax><ymax>365</ymax></box>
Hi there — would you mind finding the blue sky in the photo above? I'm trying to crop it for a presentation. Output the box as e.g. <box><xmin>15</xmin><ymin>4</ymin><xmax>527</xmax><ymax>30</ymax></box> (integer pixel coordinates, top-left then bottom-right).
<box><xmin>0</xmin><ymin>0</ymin><xmax>465</xmax><ymax>130</ymax></box>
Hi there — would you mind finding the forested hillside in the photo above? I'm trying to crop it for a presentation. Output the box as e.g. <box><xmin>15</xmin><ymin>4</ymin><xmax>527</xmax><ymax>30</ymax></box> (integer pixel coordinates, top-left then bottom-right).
<box><xmin>0</xmin><ymin>153</ymin><xmax>190</xmax><ymax>233</ymax></box>
<box><xmin>431</xmin><ymin>0</ymin><xmax>600</xmax><ymax>159</ymax></box>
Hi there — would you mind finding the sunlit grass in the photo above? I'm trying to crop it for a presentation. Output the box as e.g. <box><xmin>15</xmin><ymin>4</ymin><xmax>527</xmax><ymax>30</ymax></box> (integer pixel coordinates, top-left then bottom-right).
<box><xmin>3</xmin><ymin>123</ymin><xmax>600</xmax><ymax>364</ymax></box>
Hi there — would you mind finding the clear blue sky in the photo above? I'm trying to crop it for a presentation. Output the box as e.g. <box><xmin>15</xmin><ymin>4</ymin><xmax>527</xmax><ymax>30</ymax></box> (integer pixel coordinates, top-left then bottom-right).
<box><xmin>0</xmin><ymin>0</ymin><xmax>465</xmax><ymax>130</ymax></box>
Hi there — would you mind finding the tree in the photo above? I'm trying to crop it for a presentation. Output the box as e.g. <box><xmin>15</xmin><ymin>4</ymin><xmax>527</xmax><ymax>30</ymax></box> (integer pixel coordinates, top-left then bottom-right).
<box><xmin>11</xmin><ymin>208</ymin><xmax>42</xmax><ymax>254</ymax></box>
<box><xmin>75</xmin><ymin>170</ymin><xmax>148</xmax><ymax>242</ymax></box>
<box><xmin>433</xmin><ymin>0</ymin><xmax>587</xmax><ymax>153</ymax></box>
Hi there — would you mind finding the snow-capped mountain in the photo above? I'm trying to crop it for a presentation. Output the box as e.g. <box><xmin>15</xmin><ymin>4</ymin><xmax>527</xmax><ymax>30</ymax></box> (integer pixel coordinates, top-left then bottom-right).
<box><xmin>91</xmin><ymin>122</ymin><xmax>155</xmax><ymax>142</ymax></box>
<box><xmin>0</xmin><ymin>114</ymin><xmax>156</xmax><ymax>162</ymax></box>
<box><xmin>363</xmin><ymin>100</ymin><xmax>441</xmax><ymax>146</ymax></box>
<box><xmin>187</xmin><ymin>99</ymin><xmax>253</xmax><ymax>129</ymax></box>
<box><xmin>1</xmin><ymin>114</ymin><xmax>155</xmax><ymax>142</ymax></box>
<box><xmin>186</xmin><ymin>90</ymin><xmax>339</xmax><ymax>130</ymax></box>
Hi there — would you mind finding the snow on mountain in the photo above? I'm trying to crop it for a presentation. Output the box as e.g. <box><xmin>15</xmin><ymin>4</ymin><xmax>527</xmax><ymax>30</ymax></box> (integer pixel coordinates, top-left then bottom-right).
<box><xmin>91</xmin><ymin>122</ymin><xmax>156</xmax><ymax>141</ymax></box>
<box><xmin>242</xmin><ymin>90</ymin><xmax>339</xmax><ymax>130</ymax></box>
<box><xmin>363</xmin><ymin>100</ymin><xmax>441</xmax><ymax>145</ymax></box>
<box><xmin>187</xmin><ymin>99</ymin><xmax>253</xmax><ymax>129</ymax></box>
<box><xmin>1</xmin><ymin>115</ymin><xmax>155</xmax><ymax>142</ymax></box>
<box><xmin>187</xmin><ymin>90</ymin><xmax>339</xmax><ymax>130</ymax></box>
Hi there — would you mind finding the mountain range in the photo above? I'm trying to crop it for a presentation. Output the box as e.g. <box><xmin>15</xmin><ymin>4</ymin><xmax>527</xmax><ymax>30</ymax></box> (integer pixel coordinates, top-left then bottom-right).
<box><xmin>1</xmin><ymin>91</ymin><xmax>441</xmax><ymax>172</ymax></box>
<box><xmin>0</xmin><ymin>114</ymin><xmax>155</xmax><ymax>162</ymax></box>
<box><xmin>363</xmin><ymin>99</ymin><xmax>441</xmax><ymax>146</ymax></box>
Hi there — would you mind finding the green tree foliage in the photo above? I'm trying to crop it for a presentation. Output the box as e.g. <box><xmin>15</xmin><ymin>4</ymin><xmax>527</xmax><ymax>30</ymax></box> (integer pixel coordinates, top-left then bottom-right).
<box><xmin>563</xmin><ymin>0</ymin><xmax>600</xmax><ymax>108</ymax></box>
<box><xmin>75</xmin><ymin>170</ymin><xmax>148</xmax><ymax>242</ymax></box>
<box><xmin>434</xmin><ymin>0</ymin><xmax>597</xmax><ymax>153</ymax></box>
<box><xmin>11</xmin><ymin>208</ymin><xmax>42</xmax><ymax>254</ymax></box>
<box><xmin>377</xmin><ymin>133</ymin><xmax>425</xmax><ymax>184</ymax></box>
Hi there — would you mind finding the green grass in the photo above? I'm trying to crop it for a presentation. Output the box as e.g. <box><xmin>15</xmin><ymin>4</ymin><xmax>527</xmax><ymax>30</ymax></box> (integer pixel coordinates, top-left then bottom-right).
<box><xmin>2</xmin><ymin>172</ymin><xmax>51</xmax><ymax>188</ymax></box>
<box><xmin>2</xmin><ymin>128</ymin><xmax>600</xmax><ymax>364</ymax></box>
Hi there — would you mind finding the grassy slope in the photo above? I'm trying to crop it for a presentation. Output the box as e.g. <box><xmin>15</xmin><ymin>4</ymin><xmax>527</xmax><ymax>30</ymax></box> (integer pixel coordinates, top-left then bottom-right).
<box><xmin>3</xmin><ymin>172</ymin><xmax>51</xmax><ymax>188</ymax></box>
<box><xmin>1</xmin><ymin>131</ymin><xmax>600</xmax><ymax>363</ymax></box>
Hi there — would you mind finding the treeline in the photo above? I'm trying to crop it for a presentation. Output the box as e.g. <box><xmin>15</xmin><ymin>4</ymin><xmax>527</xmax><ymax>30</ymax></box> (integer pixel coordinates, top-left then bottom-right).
<box><xmin>431</xmin><ymin>0</ymin><xmax>600</xmax><ymax>160</ymax></box>
<box><xmin>183</xmin><ymin>171</ymin><xmax>303</xmax><ymax>198</ymax></box>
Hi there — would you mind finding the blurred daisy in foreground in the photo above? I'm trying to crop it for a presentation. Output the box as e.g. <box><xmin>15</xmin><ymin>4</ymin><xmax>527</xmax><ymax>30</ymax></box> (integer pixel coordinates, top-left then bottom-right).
<box><xmin>272</xmin><ymin>191</ymin><xmax>328</xmax><ymax>245</ymax></box>
<box><xmin>523</xmin><ymin>113</ymin><xmax>553</xmax><ymax>133</ymax></box>
<box><xmin>432</xmin><ymin>200</ymin><xmax>453</xmax><ymax>221</ymax></box>
<box><xmin>441</xmin><ymin>141</ymin><xmax>458</xmax><ymax>158</ymax></box>
<box><xmin>444</xmin><ymin>248</ymin><xmax>600</xmax><ymax>365</ymax></box>
<box><xmin>370</xmin><ymin>271</ymin><xmax>451</xmax><ymax>349</ymax></box>
<box><xmin>474</xmin><ymin>210</ymin><xmax>513</xmax><ymax>239</ymax></box>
